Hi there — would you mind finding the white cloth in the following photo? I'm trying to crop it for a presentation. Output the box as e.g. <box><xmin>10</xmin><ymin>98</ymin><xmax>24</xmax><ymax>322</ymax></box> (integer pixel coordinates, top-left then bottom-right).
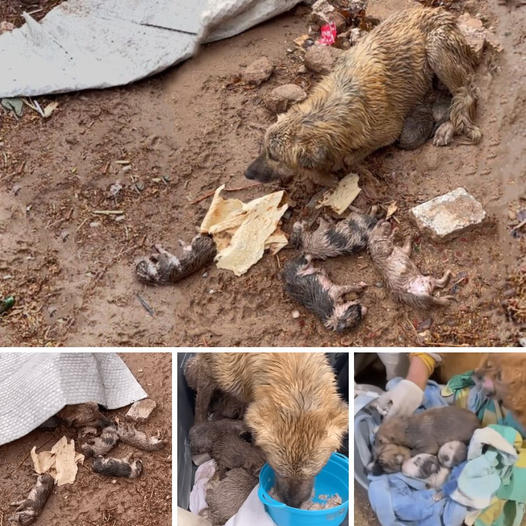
<box><xmin>225</xmin><ymin>485</ymin><xmax>276</xmax><ymax>526</ymax></box>
<box><xmin>0</xmin><ymin>352</ymin><xmax>147</xmax><ymax>446</ymax></box>
<box><xmin>189</xmin><ymin>459</ymin><xmax>217</xmax><ymax>516</ymax></box>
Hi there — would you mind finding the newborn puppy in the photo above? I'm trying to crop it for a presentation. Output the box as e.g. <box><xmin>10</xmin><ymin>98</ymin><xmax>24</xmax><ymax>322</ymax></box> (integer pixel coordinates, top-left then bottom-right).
<box><xmin>282</xmin><ymin>255</ymin><xmax>367</xmax><ymax>332</ymax></box>
<box><xmin>368</xmin><ymin>220</ymin><xmax>453</xmax><ymax>309</ymax></box>
<box><xmin>206</xmin><ymin>468</ymin><xmax>258</xmax><ymax>526</ymax></box>
<box><xmin>438</xmin><ymin>440</ymin><xmax>467</xmax><ymax>468</ymax></box>
<box><xmin>135</xmin><ymin>234</ymin><xmax>216</xmax><ymax>284</ymax></box>
<box><xmin>92</xmin><ymin>455</ymin><xmax>143</xmax><ymax>479</ymax></box>
<box><xmin>55</xmin><ymin>402</ymin><xmax>111</xmax><ymax>429</ymax></box>
<box><xmin>116</xmin><ymin>422</ymin><xmax>165</xmax><ymax>451</ymax></box>
<box><xmin>210</xmin><ymin>391</ymin><xmax>247</xmax><ymax>420</ymax></box>
<box><xmin>402</xmin><ymin>454</ymin><xmax>450</xmax><ymax>489</ymax></box>
<box><xmin>9</xmin><ymin>474</ymin><xmax>54</xmax><ymax>526</ymax></box>
<box><xmin>291</xmin><ymin>210</ymin><xmax>378</xmax><ymax>260</ymax></box>
<box><xmin>211</xmin><ymin>433</ymin><xmax>266</xmax><ymax>477</ymax></box>
<box><xmin>369</xmin><ymin>443</ymin><xmax>412</xmax><ymax>474</ymax></box>
<box><xmin>375</xmin><ymin>406</ymin><xmax>480</xmax><ymax>458</ymax></box>
<box><xmin>81</xmin><ymin>425</ymin><xmax>119</xmax><ymax>457</ymax></box>
<box><xmin>189</xmin><ymin>419</ymin><xmax>248</xmax><ymax>455</ymax></box>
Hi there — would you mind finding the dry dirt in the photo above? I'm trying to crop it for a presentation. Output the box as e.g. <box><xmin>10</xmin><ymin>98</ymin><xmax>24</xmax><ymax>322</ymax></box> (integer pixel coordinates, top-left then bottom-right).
<box><xmin>0</xmin><ymin>352</ymin><xmax>172</xmax><ymax>525</ymax></box>
<box><xmin>0</xmin><ymin>0</ymin><xmax>524</xmax><ymax>346</ymax></box>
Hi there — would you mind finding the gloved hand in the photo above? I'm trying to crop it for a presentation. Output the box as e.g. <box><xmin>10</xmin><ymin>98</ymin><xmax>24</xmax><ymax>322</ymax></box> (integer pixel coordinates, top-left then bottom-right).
<box><xmin>376</xmin><ymin>379</ymin><xmax>424</xmax><ymax>418</ymax></box>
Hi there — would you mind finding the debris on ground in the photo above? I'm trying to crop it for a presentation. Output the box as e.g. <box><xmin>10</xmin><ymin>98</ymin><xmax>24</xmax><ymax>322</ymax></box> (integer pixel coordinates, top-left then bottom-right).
<box><xmin>200</xmin><ymin>185</ymin><xmax>288</xmax><ymax>276</ymax></box>
<box><xmin>318</xmin><ymin>22</ymin><xmax>338</xmax><ymax>45</ymax></box>
<box><xmin>502</xmin><ymin>267</ymin><xmax>525</xmax><ymax>324</ymax></box>
<box><xmin>264</xmin><ymin>84</ymin><xmax>307</xmax><ymax>113</ymax></box>
<box><xmin>0</xmin><ymin>21</ymin><xmax>15</xmax><ymax>33</ymax></box>
<box><xmin>316</xmin><ymin>173</ymin><xmax>361</xmax><ymax>214</ymax></box>
<box><xmin>310</xmin><ymin>0</ymin><xmax>346</xmax><ymax>31</ymax></box>
<box><xmin>8</xmin><ymin>473</ymin><xmax>54</xmax><ymax>526</ymax></box>
<box><xmin>92</xmin><ymin>455</ymin><xmax>143</xmax><ymax>479</ymax></box>
<box><xmin>31</xmin><ymin>436</ymin><xmax>84</xmax><ymax>486</ymax></box>
<box><xmin>457</xmin><ymin>13</ymin><xmax>502</xmax><ymax>60</ymax></box>
<box><xmin>126</xmin><ymin>398</ymin><xmax>157</xmax><ymax>423</ymax></box>
<box><xmin>0</xmin><ymin>295</ymin><xmax>15</xmax><ymax>314</ymax></box>
<box><xmin>1</xmin><ymin>97</ymin><xmax>24</xmax><ymax>117</ymax></box>
<box><xmin>304</xmin><ymin>44</ymin><xmax>343</xmax><ymax>73</ymax></box>
<box><xmin>410</xmin><ymin>187</ymin><xmax>486</xmax><ymax>242</ymax></box>
<box><xmin>241</xmin><ymin>57</ymin><xmax>274</xmax><ymax>85</ymax></box>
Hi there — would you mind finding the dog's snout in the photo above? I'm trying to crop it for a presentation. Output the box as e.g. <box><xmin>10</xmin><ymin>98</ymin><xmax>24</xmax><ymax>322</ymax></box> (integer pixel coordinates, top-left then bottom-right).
<box><xmin>245</xmin><ymin>154</ymin><xmax>276</xmax><ymax>183</ymax></box>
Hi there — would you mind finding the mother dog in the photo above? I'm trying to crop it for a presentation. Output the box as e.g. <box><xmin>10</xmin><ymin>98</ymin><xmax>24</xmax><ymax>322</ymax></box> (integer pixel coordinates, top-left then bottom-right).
<box><xmin>246</xmin><ymin>6</ymin><xmax>481</xmax><ymax>183</ymax></box>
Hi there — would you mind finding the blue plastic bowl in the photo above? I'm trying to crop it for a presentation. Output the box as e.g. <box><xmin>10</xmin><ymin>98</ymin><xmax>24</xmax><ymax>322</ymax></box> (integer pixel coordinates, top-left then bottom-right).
<box><xmin>258</xmin><ymin>452</ymin><xmax>349</xmax><ymax>526</ymax></box>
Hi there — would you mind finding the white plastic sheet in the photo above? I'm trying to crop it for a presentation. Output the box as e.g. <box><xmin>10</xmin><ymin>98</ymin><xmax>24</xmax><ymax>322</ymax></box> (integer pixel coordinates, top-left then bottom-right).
<box><xmin>0</xmin><ymin>352</ymin><xmax>147</xmax><ymax>445</ymax></box>
<box><xmin>0</xmin><ymin>0</ymin><xmax>301</xmax><ymax>97</ymax></box>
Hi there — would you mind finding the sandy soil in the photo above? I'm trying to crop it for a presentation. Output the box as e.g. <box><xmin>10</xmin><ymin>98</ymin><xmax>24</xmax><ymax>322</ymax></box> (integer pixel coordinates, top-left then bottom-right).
<box><xmin>0</xmin><ymin>353</ymin><xmax>172</xmax><ymax>525</ymax></box>
<box><xmin>0</xmin><ymin>0</ymin><xmax>524</xmax><ymax>346</ymax></box>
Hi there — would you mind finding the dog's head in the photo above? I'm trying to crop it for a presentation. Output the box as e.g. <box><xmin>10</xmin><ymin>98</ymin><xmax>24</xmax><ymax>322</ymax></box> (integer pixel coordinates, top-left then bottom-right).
<box><xmin>245</xmin><ymin>112</ymin><xmax>335</xmax><ymax>183</ymax></box>
<box><xmin>326</xmin><ymin>302</ymin><xmax>367</xmax><ymax>332</ymax></box>
<box><xmin>438</xmin><ymin>440</ymin><xmax>467</xmax><ymax>469</ymax></box>
<box><xmin>473</xmin><ymin>354</ymin><xmax>526</xmax><ymax>428</ymax></box>
<box><xmin>245</xmin><ymin>396</ymin><xmax>348</xmax><ymax>508</ymax></box>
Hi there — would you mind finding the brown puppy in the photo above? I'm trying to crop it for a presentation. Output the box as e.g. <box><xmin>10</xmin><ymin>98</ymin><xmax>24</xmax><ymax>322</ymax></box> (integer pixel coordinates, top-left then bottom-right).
<box><xmin>474</xmin><ymin>353</ymin><xmax>526</xmax><ymax>429</ymax></box>
<box><xmin>185</xmin><ymin>353</ymin><xmax>348</xmax><ymax>508</ymax></box>
<box><xmin>246</xmin><ymin>6</ymin><xmax>480</xmax><ymax>184</ymax></box>
<box><xmin>375</xmin><ymin>406</ymin><xmax>480</xmax><ymax>468</ymax></box>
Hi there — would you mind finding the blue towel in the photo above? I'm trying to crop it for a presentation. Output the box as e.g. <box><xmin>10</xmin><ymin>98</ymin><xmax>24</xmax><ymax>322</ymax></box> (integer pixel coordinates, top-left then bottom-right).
<box><xmin>367</xmin><ymin>378</ymin><xmax>468</xmax><ymax>526</ymax></box>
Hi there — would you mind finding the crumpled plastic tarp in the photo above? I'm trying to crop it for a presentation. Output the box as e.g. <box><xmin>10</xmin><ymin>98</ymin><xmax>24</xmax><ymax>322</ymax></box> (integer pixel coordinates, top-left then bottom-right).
<box><xmin>0</xmin><ymin>352</ymin><xmax>147</xmax><ymax>445</ymax></box>
<box><xmin>0</xmin><ymin>0</ymin><xmax>301</xmax><ymax>97</ymax></box>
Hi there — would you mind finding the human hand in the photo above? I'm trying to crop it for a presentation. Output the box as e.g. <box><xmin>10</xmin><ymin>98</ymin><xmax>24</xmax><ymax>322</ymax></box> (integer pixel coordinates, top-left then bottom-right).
<box><xmin>376</xmin><ymin>379</ymin><xmax>424</xmax><ymax>418</ymax></box>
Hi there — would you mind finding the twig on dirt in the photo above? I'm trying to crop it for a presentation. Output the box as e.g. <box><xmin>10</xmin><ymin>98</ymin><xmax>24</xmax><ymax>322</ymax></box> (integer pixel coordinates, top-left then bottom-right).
<box><xmin>76</xmin><ymin>216</ymin><xmax>90</xmax><ymax>232</ymax></box>
<box><xmin>115</xmin><ymin>160</ymin><xmax>130</xmax><ymax>165</ymax></box>
<box><xmin>92</xmin><ymin>210</ymin><xmax>124</xmax><ymax>216</ymax></box>
<box><xmin>103</xmin><ymin>161</ymin><xmax>111</xmax><ymax>174</ymax></box>
<box><xmin>511</xmin><ymin>219</ymin><xmax>526</xmax><ymax>233</ymax></box>
<box><xmin>136</xmin><ymin>293</ymin><xmax>154</xmax><ymax>317</ymax></box>
<box><xmin>190</xmin><ymin>184</ymin><xmax>261</xmax><ymax>205</ymax></box>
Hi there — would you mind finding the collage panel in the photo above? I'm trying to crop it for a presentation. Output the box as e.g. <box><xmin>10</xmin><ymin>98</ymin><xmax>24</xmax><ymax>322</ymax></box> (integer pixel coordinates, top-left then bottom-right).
<box><xmin>0</xmin><ymin>351</ymin><xmax>172</xmax><ymax>525</ymax></box>
<box><xmin>354</xmin><ymin>352</ymin><xmax>526</xmax><ymax>526</ymax></box>
<box><xmin>177</xmin><ymin>351</ymin><xmax>350</xmax><ymax>526</ymax></box>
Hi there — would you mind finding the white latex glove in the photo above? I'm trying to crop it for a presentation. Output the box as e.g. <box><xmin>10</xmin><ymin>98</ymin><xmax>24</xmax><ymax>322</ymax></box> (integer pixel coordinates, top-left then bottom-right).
<box><xmin>376</xmin><ymin>379</ymin><xmax>424</xmax><ymax>418</ymax></box>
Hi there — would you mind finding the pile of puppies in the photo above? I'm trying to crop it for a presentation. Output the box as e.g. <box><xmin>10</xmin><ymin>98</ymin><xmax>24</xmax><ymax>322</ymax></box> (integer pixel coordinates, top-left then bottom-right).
<box><xmin>284</xmin><ymin>208</ymin><xmax>454</xmax><ymax>332</ymax></box>
<box><xmin>369</xmin><ymin>405</ymin><xmax>480</xmax><ymax>492</ymax></box>
<box><xmin>8</xmin><ymin>402</ymin><xmax>166</xmax><ymax>525</ymax></box>
<box><xmin>189</xmin><ymin>403</ymin><xmax>265</xmax><ymax>525</ymax></box>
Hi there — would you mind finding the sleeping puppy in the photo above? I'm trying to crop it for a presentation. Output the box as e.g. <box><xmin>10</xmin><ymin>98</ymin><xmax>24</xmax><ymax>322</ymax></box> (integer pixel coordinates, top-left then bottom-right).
<box><xmin>474</xmin><ymin>353</ymin><xmax>526</xmax><ymax>429</ymax></box>
<box><xmin>401</xmin><ymin>454</ymin><xmax>448</xmax><ymax>489</ymax></box>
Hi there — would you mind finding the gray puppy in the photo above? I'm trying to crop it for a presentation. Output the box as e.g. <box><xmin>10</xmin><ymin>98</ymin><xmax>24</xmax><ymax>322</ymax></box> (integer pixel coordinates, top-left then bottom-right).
<box><xmin>368</xmin><ymin>220</ymin><xmax>453</xmax><ymax>309</ymax></box>
<box><xmin>291</xmin><ymin>210</ymin><xmax>377</xmax><ymax>260</ymax></box>
<box><xmin>92</xmin><ymin>455</ymin><xmax>143</xmax><ymax>479</ymax></box>
<box><xmin>135</xmin><ymin>234</ymin><xmax>216</xmax><ymax>284</ymax></box>
<box><xmin>9</xmin><ymin>474</ymin><xmax>54</xmax><ymax>526</ymax></box>
<box><xmin>282</xmin><ymin>255</ymin><xmax>367</xmax><ymax>332</ymax></box>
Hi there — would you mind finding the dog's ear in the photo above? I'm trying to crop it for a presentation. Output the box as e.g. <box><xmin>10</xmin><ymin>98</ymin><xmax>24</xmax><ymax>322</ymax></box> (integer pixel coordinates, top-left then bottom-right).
<box><xmin>326</xmin><ymin>402</ymin><xmax>349</xmax><ymax>444</ymax></box>
<box><xmin>297</xmin><ymin>144</ymin><xmax>329</xmax><ymax>169</ymax></box>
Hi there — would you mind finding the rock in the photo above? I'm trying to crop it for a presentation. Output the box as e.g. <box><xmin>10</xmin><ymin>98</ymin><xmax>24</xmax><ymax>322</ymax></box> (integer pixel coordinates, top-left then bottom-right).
<box><xmin>292</xmin><ymin>310</ymin><xmax>300</xmax><ymax>319</ymax></box>
<box><xmin>264</xmin><ymin>84</ymin><xmax>307</xmax><ymax>113</ymax></box>
<box><xmin>241</xmin><ymin>57</ymin><xmax>274</xmax><ymax>85</ymax></box>
<box><xmin>410</xmin><ymin>187</ymin><xmax>486</xmax><ymax>242</ymax></box>
<box><xmin>0</xmin><ymin>21</ymin><xmax>15</xmax><ymax>34</ymax></box>
<box><xmin>304</xmin><ymin>45</ymin><xmax>343</xmax><ymax>74</ymax></box>
<box><xmin>309</xmin><ymin>0</ymin><xmax>336</xmax><ymax>28</ymax></box>
<box><xmin>457</xmin><ymin>13</ymin><xmax>486</xmax><ymax>61</ymax></box>
<box><xmin>126</xmin><ymin>399</ymin><xmax>157</xmax><ymax>422</ymax></box>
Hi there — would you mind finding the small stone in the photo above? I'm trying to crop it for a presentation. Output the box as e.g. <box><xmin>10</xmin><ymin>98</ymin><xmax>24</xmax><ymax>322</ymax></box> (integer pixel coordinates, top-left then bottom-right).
<box><xmin>349</xmin><ymin>27</ymin><xmax>364</xmax><ymax>45</ymax></box>
<box><xmin>298</xmin><ymin>65</ymin><xmax>308</xmax><ymax>74</ymax></box>
<box><xmin>109</xmin><ymin>181</ymin><xmax>122</xmax><ymax>199</ymax></box>
<box><xmin>89</xmin><ymin>221</ymin><xmax>101</xmax><ymax>228</ymax></box>
<box><xmin>292</xmin><ymin>310</ymin><xmax>300</xmax><ymax>319</ymax></box>
<box><xmin>12</xmin><ymin>184</ymin><xmax>21</xmax><ymax>196</ymax></box>
<box><xmin>264</xmin><ymin>84</ymin><xmax>307</xmax><ymax>113</ymax></box>
<box><xmin>202</xmin><ymin>272</ymin><xmax>208</xmax><ymax>278</ymax></box>
<box><xmin>410</xmin><ymin>187</ymin><xmax>486</xmax><ymax>242</ymax></box>
<box><xmin>241</xmin><ymin>57</ymin><xmax>274</xmax><ymax>85</ymax></box>
<box><xmin>304</xmin><ymin>45</ymin><xmax>343</xmax><ymax>74</ymax></box>
<box><xmin>114</xmin><ymin>215</ymin><xmax>125</xmax><ymax>222</ymax></box>
<box><xmin>457</xmin><ymin>13</ymin><xmax>486</xmax><ymax>61</ymax></box>
<box><xmin>309</xmin><ymin>0</ymin><xmax>336</xmax><ymax>28</ymax></box>
<box><xmin>375</xmin><ymin>281</ymin><xmax>384</xmax><ymax>288</ymax></box>
<box><xmin>126</xmin><ymin>399</ymin><xmax>157</xmax><ymax>423</ymax></box>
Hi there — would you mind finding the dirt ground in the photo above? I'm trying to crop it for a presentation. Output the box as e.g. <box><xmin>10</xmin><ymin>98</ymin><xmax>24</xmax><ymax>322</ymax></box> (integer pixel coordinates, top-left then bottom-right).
<box><xmin>0</xmin><ymin>352</ymin><xmax>172</xmax><ymax>525</ymax></box>
<box><xmin>0</xmin><ymin>0</ymin><xmax>524</xmax><ymax>346</ymax></box>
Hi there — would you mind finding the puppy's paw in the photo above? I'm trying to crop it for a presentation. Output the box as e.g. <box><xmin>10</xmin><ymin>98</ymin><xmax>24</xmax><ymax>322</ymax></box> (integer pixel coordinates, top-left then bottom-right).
<box><xmin>433</xmin><ymin>121</ymin><xmax>455</xmax><ymax>147</ymax></box>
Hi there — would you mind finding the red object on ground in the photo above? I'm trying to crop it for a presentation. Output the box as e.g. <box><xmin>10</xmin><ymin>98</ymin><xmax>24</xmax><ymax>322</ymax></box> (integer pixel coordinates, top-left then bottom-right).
<box><xmin>317</xmin><ymin>22</ymin><xmax>337</xmax><ymax>46</ymax></box>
